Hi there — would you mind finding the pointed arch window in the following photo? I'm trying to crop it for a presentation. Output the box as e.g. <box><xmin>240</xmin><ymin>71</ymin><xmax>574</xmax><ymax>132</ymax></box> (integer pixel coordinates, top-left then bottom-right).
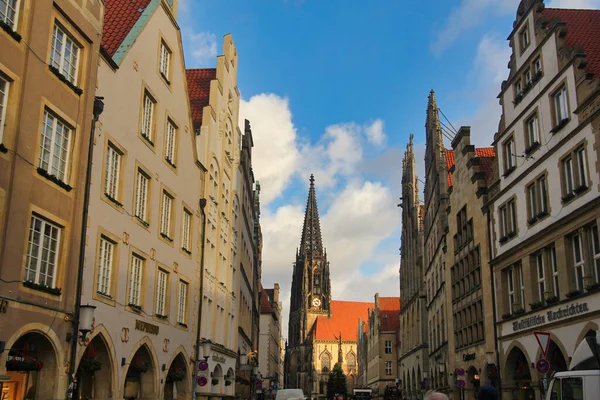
<box><xmin>320</xmin><ymin>352</ymin><xmax>331</xmax><ymax>372</ymax></box>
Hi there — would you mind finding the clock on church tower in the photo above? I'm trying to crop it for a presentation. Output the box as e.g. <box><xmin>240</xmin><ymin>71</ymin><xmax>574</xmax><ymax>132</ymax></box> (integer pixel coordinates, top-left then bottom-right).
<box><xmin>312</xmin><ymin>297</ymin><xmax>321</xmax><ymax>309</ymax></box>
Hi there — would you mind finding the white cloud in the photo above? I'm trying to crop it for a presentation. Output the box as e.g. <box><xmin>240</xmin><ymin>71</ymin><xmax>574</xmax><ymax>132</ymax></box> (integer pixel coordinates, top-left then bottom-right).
<box><xmin>547</xmin><ymin>0</ymin><xmax>600</xmax><ymax>7</ymax></box>
<box><xmin>184</xmin><ymin>31</ymin><xmax>218</xmax><ymax>67</ymax></box>
<box><xmin>431</xmin><ymin>0</ymin><xmax>518</xmax><ymax>56</ymax></box>
<box><xmin>241</xmin><ymin>93</ymin><xmax>401</xmax><ymax>339</ymax></box>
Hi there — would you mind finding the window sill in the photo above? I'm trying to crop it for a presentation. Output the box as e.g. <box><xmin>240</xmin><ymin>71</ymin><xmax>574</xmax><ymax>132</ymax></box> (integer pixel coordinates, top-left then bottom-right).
<box><xmin>155</xmin><ymin>313</ymin><xmax>168</xmax><ymax>320</ymax></box>
<box><xmin>561</xmin><ymin>192</ymin><xmax>576</xmax><ymax>203</ymax></box>
<box><xmin>160</xmin><ymin>72</ymin><xmax>171</xmax><ymax>85</ymax></box>
<box><xmin>177</xmin><ymin>322</ymin><xmax>188</xmax><ymax>329</ymax></box>
<box><xmin>165</xmin><ymin>158</ymin><xmax>177</xmax><ymax>169</ymax></box>
<box><xmin>141</xmin><ymin>133</ymin><xmax>155</xmax><ymax>147</ymax></box>
<box><xmin>48</xmin><ymin>65</ymin><xmax>83</xmax><ymax>96</ymax></box>
<box><xmin>128</xmin><ymin>303</ymin><xmax>143</xmax><ymax>313</ymax></box>
<box><xmin>96</xmin><ymin>291</ymin><xmax>113</xmax><ymax>299</ymax></box>
<box><xmin>182</xmin><ymin>247</ymin><xmax>192</xmax><ymax>255</ymax></box>
<box><xmin>135</xmin><ymin>215</ymin><xmax>150</xmax><ymax>227</ymax></box>
<box><xmin>104</xmin><ymin>193</ymin><xmax>123</xmax><ymax>207</ymax></box>
<box><xmin>0</xmin><ymin>20</ymin><xmax>21</xmax><ymax>42</ymax></box>
<box><xmin>502</xmin><ymin>166</ymin><xmax>516</xmax><ymax>178</ymax></box>
<box><xmin>550</xmin><ymin>118</ymin><xmax>569</xmax><ymax>134</ymax></box>
<box><xmin>37</xmin><ymin>168</ymin><xmax>72</xmax><ymax>191</ymax></box>
<box><xmin>160</xmin><ymin>232</ymin><xmax>174</xmax><ymax>242</ymax></box>
<box><xmin>524</xmin><ymin>141</ymin><xmax>540</xmax><ymax>155</ymax></box>
<box><xmin>23</xmin><ymin>281</ymin><xmax>61</xmax><ymax>296</ymax></box>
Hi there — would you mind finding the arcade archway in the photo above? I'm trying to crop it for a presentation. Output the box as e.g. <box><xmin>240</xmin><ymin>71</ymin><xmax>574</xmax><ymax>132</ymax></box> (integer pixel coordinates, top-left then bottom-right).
<box><xmin>75</xmin><ymin>333</ymin><xmax>115</xmax><ymax>399</ymax></box>
<box><xmin>123</xmin><ymin>344</ymin><xmax>157</xmax><ymax>399</ymax></box>
<box><xmin>163</xmin><ymin>352</ymin><xmax>189</xmax><ymax>399</ymax></box>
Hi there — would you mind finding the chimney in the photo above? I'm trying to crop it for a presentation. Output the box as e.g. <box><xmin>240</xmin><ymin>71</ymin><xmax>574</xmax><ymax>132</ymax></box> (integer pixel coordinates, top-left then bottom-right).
<box><xmin>375</xmin><ymin>293</ymin><xmax>380</xmax><ymax>308</ymax></box>
<box><xmin>274</xmin><ymin>283</ymin><xmax>280</xmax><ymax>303</ymax></box>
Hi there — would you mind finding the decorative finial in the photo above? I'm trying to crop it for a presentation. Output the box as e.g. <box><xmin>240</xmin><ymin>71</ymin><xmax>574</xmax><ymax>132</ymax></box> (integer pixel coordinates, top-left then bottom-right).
<box><xmin>310</xmin><ymin>174</ymin><xmax>315</xmax><ymax>184</ymax></box>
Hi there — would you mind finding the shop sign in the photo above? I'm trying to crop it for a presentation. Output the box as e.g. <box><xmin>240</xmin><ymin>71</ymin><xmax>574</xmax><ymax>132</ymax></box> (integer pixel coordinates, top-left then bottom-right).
<box><xmin>6</xmin><ymin>356</ymin><xmax>24</xmax><ymax>362</ymax></box>
<box><xmin>212</xmin><ymin>354</ymin><xmax>226</xmax><ymax>363</ymax></box>
<box><xmin>501</xmin><ymin>295</ymin><xmax>597</xmax><ymax>336</ymax></box>
<box><xmin>134</xmin><ymin>319</ymin><xmax>159</xmax><ymax>335</ymax></box>
<box><xmin>462</xmin><ymin>353</ymin><xmax>476</xmax><ymax>362</ymax></box>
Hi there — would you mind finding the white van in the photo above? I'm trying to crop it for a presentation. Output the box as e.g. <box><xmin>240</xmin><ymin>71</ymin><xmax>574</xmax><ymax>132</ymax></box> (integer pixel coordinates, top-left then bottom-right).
<box><xmin>275</xmin><ymin>389</ymin><xmax>306</xmax><ymax>400</ymax></box>
<box><xmin>545</xmin><ymin>331</ymin><xmax>600</xmax><ymax>400</ymax></box>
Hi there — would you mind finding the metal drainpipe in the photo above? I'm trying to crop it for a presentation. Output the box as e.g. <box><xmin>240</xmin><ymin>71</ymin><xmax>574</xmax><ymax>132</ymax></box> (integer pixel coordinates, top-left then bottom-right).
<box><xmin>486</xmin><ymin>209</ymin><xmax>502</xmax><ymax>394</ymax></box>
<box><xmin>192</xmin><ymin>198</ymin><xmax>208</xmax><ymax>399</ymax></box>
<box><xmin>66</xmin><ymin>96</ymin><xmax>104</xmax><ymax>399</ymax></box>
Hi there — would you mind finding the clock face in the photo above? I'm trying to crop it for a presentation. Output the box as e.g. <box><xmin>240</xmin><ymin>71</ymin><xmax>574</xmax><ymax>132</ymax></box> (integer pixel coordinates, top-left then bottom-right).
<box><xmin>312</xmin><ymin>297</ymin><xmax>321</xmax><ymax>307</ymax></box>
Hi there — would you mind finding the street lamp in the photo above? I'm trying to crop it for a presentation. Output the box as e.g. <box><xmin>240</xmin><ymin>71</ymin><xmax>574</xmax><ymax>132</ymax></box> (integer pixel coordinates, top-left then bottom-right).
<box><xmin>78</xmin><ymin>305</ymin><xmax>96</xmax><ymax>338</ymax></box>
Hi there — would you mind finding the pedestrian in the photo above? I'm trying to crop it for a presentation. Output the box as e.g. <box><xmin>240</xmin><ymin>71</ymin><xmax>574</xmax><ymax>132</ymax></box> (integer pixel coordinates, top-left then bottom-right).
<box><xmin>476</xmin><ymin>386</ymin><xmax>498</xmax><ymax>400</ymax></box>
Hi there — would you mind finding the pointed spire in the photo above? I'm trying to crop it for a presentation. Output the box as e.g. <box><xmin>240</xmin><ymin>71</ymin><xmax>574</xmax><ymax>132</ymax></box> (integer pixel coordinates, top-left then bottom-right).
<box><xmin>338</xmin><ymin>333</ymin><xmax>343</xmax><ymax>364</ymax></box>
<box><xmin>299</xmin><ymin>174</ymin><xmax>324</xmax><ymax>258</ymax></box>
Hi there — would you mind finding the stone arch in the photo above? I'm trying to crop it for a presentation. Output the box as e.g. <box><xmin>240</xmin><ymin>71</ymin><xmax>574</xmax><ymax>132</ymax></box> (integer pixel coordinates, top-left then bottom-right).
<box><xmin>224</xmin><ymin>367</ymin><xmax>235</xmax><ymax>396</ymax></box>
<box><xmin>4</xmin><ymin>326</ymin><xmax>63</xmax><ymax>400</ymax></box>
<box><xmin>212</xmin><ymin>363</ymin><xmax>223</xmax><ymax>392</ymax></box>
<box><xmin>75</xmin><ymin>328</ymin><xmax>117</xmax><ymax>400</ymax></box>
<box><xmin>503</xmin><ymin>343</ymin><xmax>532</xmax><ymax>387</ymax></box>
<box><xmin>320</xmin><ymin>349</ymin><xmax>332</xmax><ymax>372</ymax></box>
<box><xmin>163</xmin><ymin>348</ymin><xmax>190</xmax><ymax>400</ymax></box>
<box><xmin>534</xmin><ymin>334</ymin><xmax>568</xmax><ymax>374</ymax></box>
<box><xmin>467</xmin><ymin>365</ymin><xmax>481</xmax><ymax>394</ymax></box>
<box><xmin>574</xmin><ymin>321</ymin><xmax>599</xmax><ymax>348</ymax></box>
<box><xmin>123</xmin><ymin>338</ymin><xmax>160</xmax><ymax>400</ymax></box>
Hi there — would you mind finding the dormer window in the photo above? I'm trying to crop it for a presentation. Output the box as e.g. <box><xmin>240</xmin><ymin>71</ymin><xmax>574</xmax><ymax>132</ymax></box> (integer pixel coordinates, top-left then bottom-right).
<box><xmin>519</xmin><ymin>25</ymin><xmax>530</xmax><ymax>53</ymax></box>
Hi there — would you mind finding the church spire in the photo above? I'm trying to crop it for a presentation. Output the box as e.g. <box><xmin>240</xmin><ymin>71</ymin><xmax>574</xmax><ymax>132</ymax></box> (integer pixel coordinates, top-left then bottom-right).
<box><xmin>299</xmin><ymin>174</ymin><xmax>324</xmax><ymax>258</ymax></box>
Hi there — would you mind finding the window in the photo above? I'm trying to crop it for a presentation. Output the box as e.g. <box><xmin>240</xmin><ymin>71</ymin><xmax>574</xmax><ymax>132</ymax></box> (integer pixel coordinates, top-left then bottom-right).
<box><xmin>508</xmin><ymin>267</ymin><xmax>516</xmax><ymax>313</ymax></box>
<box><xmin>39</xmin><ymin>109</ymin><xmax>72</xmax><ymax>182</ymax></box>
<box><xmin>385</xmin><ymin>361</ymin><xmax>392</xmax><ymax>375</ymax></box>
<box><xmin>575</xmin><ymin>147</ymin><xmax>587</xmax><ymax>188</ymax></box>
<box><xmin>551</xmin><ymin>247</ymin><xmax>559</xmax><ymax>297</ymax></box>
<box><xmin>129</xmin><ymin>254</ymin><xmax>143</xmax><ymax>306</ymax></box>
<box><xmin>525</xmin><ymin>68</ymin><xmax>532</xmax><ymax>85</ymax></box>
<box><xmin>499</xmin><ymin>199</ymin><xmax>516</xmax><ymax>239</ymax></box>
<box><xmin>562</xmin><ymin>146</ymin><xmax>587</xmax><ymax>199</ymax></box>
<box><xmin>536</xmin><ymin>252</ymin><xmax>545</xmax><ymax>302</ymax></box>
<box><xmin>160</xmin><ymin>191</ymin><xmax>173</xmax><ymax>239</ymax></box>
<box><xmin>104</xmin><ymin>144</ymin><xmax>121</xmax><ymax>201</ymax></box>
<box><xmin>141</xmin><ymin>92</ymin><xmax>155</xmax><ymax>143</ymax></box>
<box><xmin>592</xmin><ymin>226</ymin><xmax>600</xmax><ymax>283</ymax></box>
<box><xmin>515</xmin><ymin>79</ymin><xmax>522</xmax><ymax>95</ymax></box>
<box><xmin>25</xmin><ymin>215</ymin><xmax>60</xmax><ymax>288</ymax></box>
<box><xmin>134</xmin><ymin>169</ymin><xmax>149</xmax><ymax>223</ymax></box>
<box><xmin>177</xmin><ymin>280</ymin><xmax>187</xmax><ymax>324</ymax></box>
<box><xmin>165</xmin><ymin>119</ymin><xmax>176</xmax><ymax>166</ymax></box>
<box><xmin>0</xmin><ymin>75</ymin><xmax>8</xmax><ymax>142</ymax></box>
<box><xmin>534</xmin><ymin>57</ymin><xmax>542</xmax><ymax>74</ymax></box>
<box><xmin>503</xmin><ymin>137</ymin><xmax>516</xmax><ymax>173</ymax></box>
<box><xmin>97</xmin><ymin>237</ymin><xmax>114</xmax><ymax>296</ymax></box>
<box><xmin>159</xmin><ymin>41</ymin><xmax>171</xmax><ymax>80</ymax></box>
<box><xmin>572</xmin><ymin>233</ymin><xmax>584</xmax><ymax>291</ymax></box>
<box><xmin>527</xmin><ymin>175</ymin><xmax>548</xmax><ymax>222</ymax></box>
<box><xmin>156</xmin><ymin>269</ymin><xmax>168</xmax><ymax>316</ymax></box>
<box><xmin>525</xmin><ymin>113</ymin><xmax>539</xmax><ymax>148</ymax></box>
<box><xmin>519</xmin><ymin>26</ymin><xmax>530</xmax><ymax>52</ymax></box>
<box><xmin>182</xmin><ymin>209</ymin><xmax>192</xmax><ymax>252</ymax></box>
<box><xmin>50</xmin><ymin>24</ymin><xmax>79</xmax><ymax>84</ymax></box>
<box><xmin>563</xmin><ymin>154</ymin><xmax>574</xmax><ymax>195</ymax></box>
<box><xmin>385</xmin><ymin>340</ymin><xmax>392</xmax><ymax>354</ymax></box>
<box><xmin>0</xmin><ymin>0</ymin><xmax>19</xmax><ymax>29</ymax></box>
<box><xmin>519</xmin><ymin>265</ymin><xmax>525</xmax><ymax>308</ymax></box>
<box><xmin>554</xmin><ymin>86</ymin><xmax>569</xmax><ymax>124</ymax></box>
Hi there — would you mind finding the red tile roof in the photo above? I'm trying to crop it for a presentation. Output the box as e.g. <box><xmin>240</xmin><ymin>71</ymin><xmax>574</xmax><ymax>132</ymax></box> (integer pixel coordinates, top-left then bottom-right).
<box><xmin>446</xmin><ymin>148</ymin><xmax>495</xmax><ymax>187</ymax></box>
<box><xmin>101</xmin><ymin>0</ymin><xmax>152</xmax><ymax>58</ymax></box>
<box><xmin>312</xmin><ymin>300</ymin><xmax>373</xmax><ymax>342</ymax></box>
<box><xmin>186</xmin><ymin>68</ymin><xmax>217</xmax><ymax>132</ymax></box>
<box><xmin>260</xmin><ymin>288</ymin><xmax>273</xmax><ymax>314</ymax></box>
<box><xmin>542</xmin><ymin>8</ymin><xmax>600</xmax><ymax>77</ymax></box>
<box><xmin>379</xmin><ymin>297</ymin><xmax>400</xmax><ymax>332</ymax></box>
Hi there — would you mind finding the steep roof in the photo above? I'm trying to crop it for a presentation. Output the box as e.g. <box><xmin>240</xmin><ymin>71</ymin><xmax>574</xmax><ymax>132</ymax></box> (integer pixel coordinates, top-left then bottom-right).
<box><xmin>311</xmin><ymin>300</ymin><xmax>373</xmax><ymax>342</ymax></box>
<box><xmin>379</xmin><ymin>297</ymin><xmax>401</xmax><ymax>332</ymax></box>
<box><xmin>542</xmin><ymin>8</ymin><xmax>600</xmax><ymax>77</ymax></box>
<box><xmin>101</xmin><ymin>0</ymin><xmax>152</xmax><ymax>58</ymax></box>
<box><xmin>260</xmin><ymin>288</ymin><xmax>273</xmax><ymax>314</ymax></box>
<box><xmin>299</xmin><ymin>174</ymin><xmax>324</xmax><ymax>258</ymax></box>
<box><xmin>446</xmin><ymin>148</ymin><xmax>495</xmax><ymax>187</ymax></box>
<box><xmin>186</xmin><ymin>68</ymin><xmax>217</xmax><ymax>132</ymax></box>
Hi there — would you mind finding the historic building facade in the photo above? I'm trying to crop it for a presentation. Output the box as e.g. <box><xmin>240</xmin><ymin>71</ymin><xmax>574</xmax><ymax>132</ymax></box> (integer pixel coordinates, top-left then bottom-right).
<box><xmin>187</xmin><ymin>34</ymin><xmax>243</xmax><ymax>399</ymax></box>
<box><xmin>445</xmin><ymin>128</ymin><xmax>497</xmax><ymax>398</ymax></box>
<box><xmin>80</xmin><ymin>0</ymin><xmax>201</xmax><ymax>398</ymax></box>
<box><xmin>423</xmin><ymin>91</ymin><xmax>451</xmax><ymax>394</ymax></box>
<box><xmin>0</xmin><ymin>0</ymin><xmax>104</xmax><ymax>398</ymax></box>
<box><xmin>397</xmin><ymin>135</ymin><xmax>429</xmax><ymax>399</ymax></box>
<box><xmin>285</xmin><ymin>175</ymin><xmax>371</xmax><ymax>398</ymax></box>
<box><xmin>259</xmin><ymin>284</ymin><xmax>283</xmax><ymax>393</ymax></box>
<box><xmin>488</xmin><ymin>2</ymin><xmax>600</xmax><ymax>400</ymax></box>
<box><xmin>365</xmin><ymin>295</ymin><xmax>400</xmax><ymax>400</ymax></box>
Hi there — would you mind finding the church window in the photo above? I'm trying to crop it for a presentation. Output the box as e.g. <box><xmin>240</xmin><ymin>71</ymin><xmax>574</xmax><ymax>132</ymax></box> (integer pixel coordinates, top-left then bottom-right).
<box><xmin>321</xmin><ymin>352</ymin><xmax>331</xmax><ymax>372</ymax></box>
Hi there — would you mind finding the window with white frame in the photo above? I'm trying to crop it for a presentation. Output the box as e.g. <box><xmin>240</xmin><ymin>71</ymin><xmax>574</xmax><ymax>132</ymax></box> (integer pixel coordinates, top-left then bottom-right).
<box><xmin>503</xmin><ymin>137</ymin><xmax>516</xmax><ymax>172</ymax></box>
<box><xmin>519</xmin><ymin>265</ymin><xmax>525</xmax><ymax>308</ymax></box>
<box><xmin>499</xmin><ymin>199</ymin><xmax>516</xmax><ymax>239</ymax></box>
<box><xmin>97</xmin><ymin>237</ymin><xmax>114</xmax><ymax>296</ymax></box>
<box><xmin>536</xmin><ymin>252</ymin><xmax>545</xmax><ymax>302</ymax></box>
<box><xmin>385</xmin><ymin>361</ymin><xmax>392</xmax><ymax>375</ymax></box>
<box><xmin>592</xmin><ymin>226</ymin><xmax>600</xmax><ymax>284</ymax></box>
<box><xmin>141</xmin><ymin>92</ymin><xmax>155</xmax><ymax>143</ymax></box>
<box><xmin>0</xmin><ymin>75</ymin><xmax>8</xmax><ymax>143</ymax></box>
<box><xmin>524</xmin><ymin>68</ymin><xmax>532</xmax><ymax>85</ymax></box>
<box><xmin>49</xmin><ymin>23</ymin><xmax>80</xmax><ymax>84</ymax></box>
<box><xmin>159</xmin><ymin>41</ymin><xmax>171</xmax><ymax>80</ymax></box>
<box><xmin>550</xmin><ymin>246</ymin><xmax>559</xmax><ymax>298</ymax></box>
<box><xmin>519</xmin><ymin>26</ymin><xmax>530</xmax><ymax>52</ymax></box>
<box><xmin>177</xmin><ymin>280</ymin><xmax>188</xmax><ymax>324</ymax></box>
<box><xmin>160</xmin><ymin>191</ymin><xmax>173</xmax><ymax>239</ymax></box>
<box><xmin>575</xmin><ymin>146</ymin><xmax>587</xmax><ymax>188</ymax></box>
<box><xmin>39</xmin><ymin>109</ymin><xmax>72</xmax><ymax>182</ymax></box>
<box><xmin>385</xmin><ymin>340</ymin><xmax>392</xmax><ymax>354</ymax></box>
<box><xmin>562</xmin><ymin>146</ymin><xmax>588</xmax><ymax>199</ymax></box>
<box><xmin>563</xmin><ymin>154</ymin><xmax>575</xmax><ymax>195</ymax></box>
<box><xmin>104</xmin><ymin>144</ymin><xmax>121</xmax><ymax>201</ymax></box>
<box><xmin>134</xmin><ymin>169</ymin><xmax>149</xmax><ymax>223</ymax></box>
<box><xmin>0</xmin><ymin>0</ymin><xmax>19</xmax><ymax>29</ymax></box>
<box><xmin>129</xmin><ymin>254</ymin><xmax>143</xmax><ymax>306</ymax></box>
<box><xmin>182</xmin><ymin>209</ymin><xmax>192</xmax><ymax>252</ymax></box>
<box><xmin>525</xmin><ymin>113</ymin><xmax>539</xmax><ymax>148</ymax></box>
<box><xmin>165</xmin><ymin>119</ymin><xmax>176</xmax><ymax>165</ymax></box>
<box><xmin>25</xmin><ymin>215</ymin><xmax>61</xmax><ymax>288</ymax></box>
<box><xmin>534</xmin><ymin>57</ymin><xmax>542</xmax><ymax>74</ymax></box>
<box><xmin>156</xmin><ymin>269</ymin><xmax>168</xmax><ymax>316</ymax></box>
<box><xmin>527</xmin><ymin>175</ymin><xmax>548</xmax><ymax>221</ymax></box>
<box><xmin>554</xmin><ymin>86</ymin><xmax>569</xmax><ymax>124</ymax></box>
<box><xmin>572</xmin><ymin>232</ymin><xmax>585</xmax><ymax>291</ymax></box>
<box><xmin>507</xmin><ymin>265</ymin><xmax>517</xmax><ymax>313</ymax></box>
<box><xmin>515</xmin><ymin>79</ymin><xmax>522</xmax><ymax>96</ymax></box>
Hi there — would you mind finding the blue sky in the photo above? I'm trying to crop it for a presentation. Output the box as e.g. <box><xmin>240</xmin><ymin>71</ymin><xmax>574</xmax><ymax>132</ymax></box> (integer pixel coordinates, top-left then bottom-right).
<box><xmin>177</xmin><ymin>0</ymin><xmax>600</xmax><ymax>336</ymax></box>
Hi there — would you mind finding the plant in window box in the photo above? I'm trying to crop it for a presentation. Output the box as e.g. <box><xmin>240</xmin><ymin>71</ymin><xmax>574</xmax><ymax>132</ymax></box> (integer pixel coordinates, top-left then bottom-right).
<box><xmin>529</xmin><ymin>301</ymin><xmax>545</xmax><ymax>311</ymax></box>
<box><xmin>532</xmin><ymin>70</ymin><xmax>542</xmax><ymax>82</ymax></box>
<box><xmin>585</xmin><ymin>282</ymin><xmax>600</xmax><ymax>292</ymax></box>
<box><xmin>36</xmin><ymin>167</ymin><xmax>73</xmax><ymax>191</ymax></box>
<box><xmin>156</xmin><ymin>313</ymin><xmax>168</xmax><ymax>320</ymax></box>
<box><xmin>129</xmin><ymin>303</ymin><xmax>143</xmax><ymax>313</ymax></box>
<box><xmin>104</xmin><ymin>192</ymin><xmax>123</xmax><ymax>207</ymax></box>
<box><xmin>513</xmin><ymin>307</ymin><xmax>526</xmax><ymax>316</ymax></box>
<box><xmin>573</xmin><ymin>185</ymin><xmax>588</xmax><ymax>194</ymax></box>
<box><xmin>166</xmin><ymin>368</ymin><xmax>185</xmax><ymax>383</ymax></box>
<box><xmin>536</xmin><ymin>210</ymin><xmax>549</xmax><ymax>219</ymax></box>
<box><xmin>0</xmin><ymin>20</ymin><xmax>22</xmax><ymax>42</ymax></box>
<box><xmin>566</xmin><ymin>290</ymin><xmax>582</xmax><ymax>298</ymax></box>
<box><xmin>527</xmin><ymin>216</ymin><xmax>538</xmax><ymax>225</ymax></box>
<box><xmin>545</xmin><ymin>295</ymin><xmax>559</xmax><ymax>305</ymax></box>
<box><xmin>498</xmin><ymin>236</ymin><xmax>508</xmax><ymax>244</ymax></box>
<box><xmin>550</xmin><ymin>118</ymin><xmax>569</xmax><ymax>133</ymax></box>
<box><xmin>48</xmin><ymin>65</ymin><xmax>83</xmax><ymax>95</ymax></box>
<box><xmin>561</xmin><ymin>192</ymin><xmax>575</xmax><ymax>202</ymax></box>
<box><xmin>160</xmin><ymin>232</ymin><xmax>173</xmax><ymax>242</ymax></box>
<box><xmin>182</xmin><ymin>247</ymin><xmax>192</xmax><ymax>255</ymax></box>
<box><xmin>23</xmin><ymin>280</ymin><xmax>62</xmax><ymax>296</ymax></box>
<box><xmin>525</xmin><ymin>142</ymin><xmax>540</xmax><ymax>155</ymax></box>
<box><xmin>501</xmin><ymin>313</ymin><xmax>513</xmax><ymax>320</ymax></box>
<box><xmin>512</xmin><ymin>92</ymin><xmax>524</xmax><ymax>105</ymax></box>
